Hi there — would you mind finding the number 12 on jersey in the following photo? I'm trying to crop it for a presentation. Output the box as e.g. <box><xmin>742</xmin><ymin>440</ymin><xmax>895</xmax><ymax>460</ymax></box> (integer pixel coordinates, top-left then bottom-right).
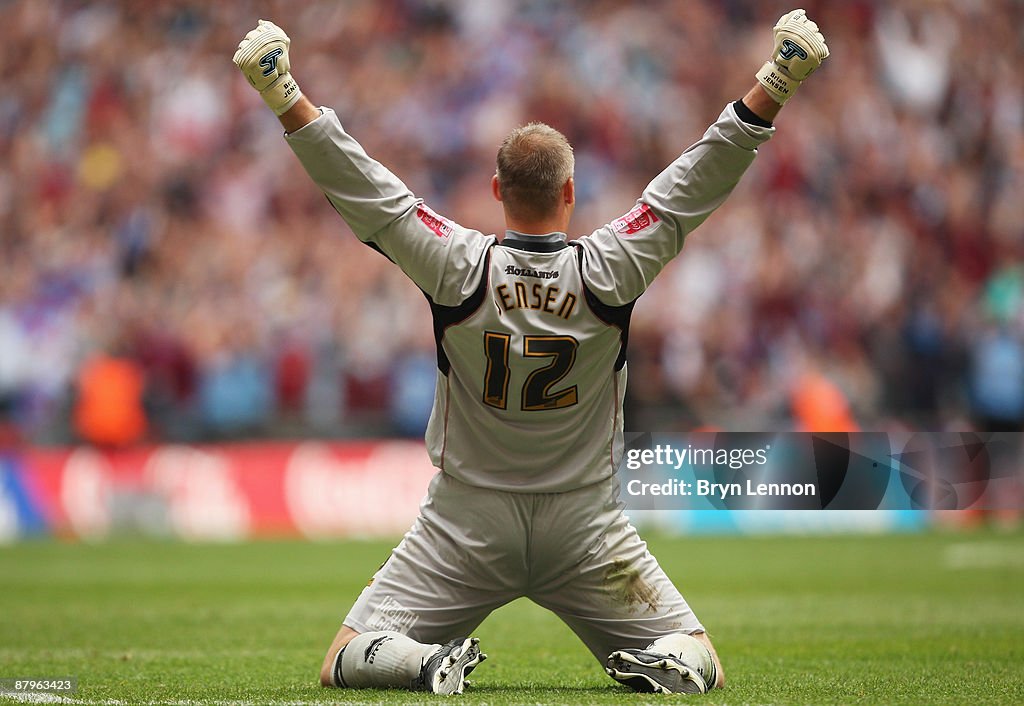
<box><xmin>482</xmin><ymin>332</ymin><xmax>579</xmax><ymax>411</ymax></box>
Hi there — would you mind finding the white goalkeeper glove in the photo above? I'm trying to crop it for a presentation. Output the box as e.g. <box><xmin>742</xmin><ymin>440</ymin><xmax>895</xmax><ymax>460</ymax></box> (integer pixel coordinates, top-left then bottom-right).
<box><xmin>233</xmin><ymin>19</ymin><xmax>302</xmax><ymax>115</ymax></box>
<box><xmin>755</xmin><ymin>9</ymin><xmax>829</xmax><ymax>105</ymax></box>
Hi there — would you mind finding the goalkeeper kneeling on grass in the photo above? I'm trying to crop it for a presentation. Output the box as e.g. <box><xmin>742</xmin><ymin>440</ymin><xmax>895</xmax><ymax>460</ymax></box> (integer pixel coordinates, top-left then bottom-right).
<box><xmin>233</xmin><ymin>8</ymin><xmax>827</xmax><ymax>696</ymax></box>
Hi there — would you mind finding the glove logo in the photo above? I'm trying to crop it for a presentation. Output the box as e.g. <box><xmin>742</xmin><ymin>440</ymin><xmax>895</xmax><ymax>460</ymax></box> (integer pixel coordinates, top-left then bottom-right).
<box><xmin>779</xmin><ymin>39</ymin><xmax>808</xmax><ymax>61</ymax></box>
<box><xmin>259</xmin><ymin>48</ymin><xmax>284</xmax><ymax>77</ymax></box>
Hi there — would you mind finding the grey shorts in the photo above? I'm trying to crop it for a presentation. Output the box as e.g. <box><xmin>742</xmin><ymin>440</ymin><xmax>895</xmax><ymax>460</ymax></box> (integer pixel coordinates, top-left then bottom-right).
<box><xmin>343</xmin><ymin>472</ymin><xmax>703</xmax><ymax>662</ymax></box>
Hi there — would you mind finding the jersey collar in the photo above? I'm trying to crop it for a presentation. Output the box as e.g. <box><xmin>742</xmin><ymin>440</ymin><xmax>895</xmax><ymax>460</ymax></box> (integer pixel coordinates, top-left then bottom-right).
<box><xmin>501</xmin><ymin>231</ymin><xmax>569</xmax><ymax>253</ymax></box>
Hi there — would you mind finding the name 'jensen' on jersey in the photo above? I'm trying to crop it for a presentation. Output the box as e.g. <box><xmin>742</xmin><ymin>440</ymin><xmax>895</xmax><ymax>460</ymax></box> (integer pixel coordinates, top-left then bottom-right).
<box><xmin>494</xmin><ymin>280</ymin><xmax>577</xmax><ymax>320</ymax></box>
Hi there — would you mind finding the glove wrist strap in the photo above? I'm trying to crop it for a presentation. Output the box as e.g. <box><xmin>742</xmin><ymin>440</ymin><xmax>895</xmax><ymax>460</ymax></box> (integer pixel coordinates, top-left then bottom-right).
<box><xmin>261</xmin><ymin>73</ymin><xmax>302</xmax><ymax>115</ymax></box>
<box><xmin>756</xmin><ymin>61</ymin><xmax>800</xmax><ymax>105</ymax></box>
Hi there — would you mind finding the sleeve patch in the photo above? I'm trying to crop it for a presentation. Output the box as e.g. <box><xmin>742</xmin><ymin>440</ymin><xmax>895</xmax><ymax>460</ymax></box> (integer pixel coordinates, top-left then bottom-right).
<box><xmin>612</xmin><ymin>203</ymin><xmax>659</xmax><ymax>236</ymax></box>
<box><xmin>416</xmin><ymin>203</ymin><xmax>453</xmax><ymax>239</ymax></box>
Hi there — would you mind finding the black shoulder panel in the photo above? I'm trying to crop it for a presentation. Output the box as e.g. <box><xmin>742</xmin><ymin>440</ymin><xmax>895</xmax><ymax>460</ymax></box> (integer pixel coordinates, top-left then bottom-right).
<box><xmin>426</xmin><ymin>245</ymin><xmax>494</xmax><ymax>375</ymax></box>
<box><xmin>570</xmin><ymin>242</ymin><xmax>635</xmax><ymax>371</ymax></box>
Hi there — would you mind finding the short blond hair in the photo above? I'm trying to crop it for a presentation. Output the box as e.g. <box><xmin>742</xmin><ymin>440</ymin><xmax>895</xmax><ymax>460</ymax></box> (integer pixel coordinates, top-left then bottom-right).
<box><xmin>495</xmin><ymin>122</ymin><xmax>574</xmax><ymax>223</ymax></box>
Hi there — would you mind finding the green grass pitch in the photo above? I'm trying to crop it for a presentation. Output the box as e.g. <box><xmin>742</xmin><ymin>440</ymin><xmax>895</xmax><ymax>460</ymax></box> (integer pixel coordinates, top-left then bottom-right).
<box><xmin>1</xmin><ymin>529</ymin><xmax>1022</xmax><ymax>705</ymax></box>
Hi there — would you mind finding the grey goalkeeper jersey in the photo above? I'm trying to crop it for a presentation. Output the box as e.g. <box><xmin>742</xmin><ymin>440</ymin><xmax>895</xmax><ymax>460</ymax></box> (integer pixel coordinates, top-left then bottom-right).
<box><xmin>286</xmin><ymin>103</ymin><xmax>773</xmax><ymax>492</ymax></box>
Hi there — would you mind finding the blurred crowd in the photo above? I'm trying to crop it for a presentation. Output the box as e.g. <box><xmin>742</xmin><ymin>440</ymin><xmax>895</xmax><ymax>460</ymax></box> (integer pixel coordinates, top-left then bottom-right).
<box><xmin>1</xmin><ymin>0</ymin><xmax>1023</xmax><ymax>446</ymax></box>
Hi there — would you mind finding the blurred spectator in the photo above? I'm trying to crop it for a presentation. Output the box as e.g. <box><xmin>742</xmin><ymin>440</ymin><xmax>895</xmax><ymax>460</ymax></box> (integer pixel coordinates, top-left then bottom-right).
<box><xmin>196</xmin><ymin>332</ymin><xmax>274</xmax><ymax>439</ymax></box>
<box><xmin>790</xmin><ymin>370</ymin><xmax>859</xmax><ymax>433</ymax></box>
<box><xmin>968</xmin><ymin>326</ymin><xmax>1024</xmax><ymax>432</ymax></box>
<box><xmin>390</xmin><ymin>349</ymin><xmax>439</xmax><ymax>438</ymax></box>
<box><xmin>2</xmin><ymin>0</ymin><xmax>1023</xmax><ymax>442</ymax></box>
<box><xmin>275</xmin><ymin>341</ymin><xmax>311</xmax><ymax>417</ymax></box>
<box><xmin>72</xmin><ymin>349</ymin><xmax>147</xmax><ymax>448</ymax></box>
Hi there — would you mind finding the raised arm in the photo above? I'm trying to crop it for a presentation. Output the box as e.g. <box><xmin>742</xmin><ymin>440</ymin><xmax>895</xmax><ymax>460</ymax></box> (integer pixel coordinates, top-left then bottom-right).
<box><xmin>232</xmin><ymin>21</ymin><xmax>492</xmax><ymax>306</ymax></box>
<box><xmin>279</xmin><ymin>96</ymin><xmax>321</xmax><ymax>134</ymax></box>
<box><xmin>577</xmin><ymin>9</ymin><xmax>829</xmax><ymax>306</ymax></box>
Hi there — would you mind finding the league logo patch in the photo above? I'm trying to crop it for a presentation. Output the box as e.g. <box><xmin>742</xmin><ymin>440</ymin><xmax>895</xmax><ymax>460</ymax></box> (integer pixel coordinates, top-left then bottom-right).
<box><xmin>613</xmin><ymin>203</ymin><xmax>659</xmax><ymax>237</ymax></box>
<box><xmin>416</xmin><ymin>203</ymin><xmax>453</xmax><ymax>239</ymax></box>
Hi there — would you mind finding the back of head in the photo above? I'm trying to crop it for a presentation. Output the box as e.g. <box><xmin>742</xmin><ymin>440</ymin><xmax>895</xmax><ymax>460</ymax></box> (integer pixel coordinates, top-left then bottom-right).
<box><xmin>495</xmin><ymin>123</ymin><xmax>574</xmax><ymax>224</ymax></box>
